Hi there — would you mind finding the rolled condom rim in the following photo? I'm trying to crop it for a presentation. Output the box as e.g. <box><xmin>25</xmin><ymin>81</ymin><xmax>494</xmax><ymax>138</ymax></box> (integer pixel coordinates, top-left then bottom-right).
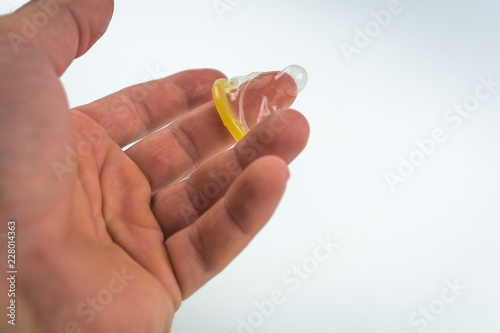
<box><xmin>212</xmin><ymin>65</ymin><xmax>308</xmax><ymax>142</ymax></box>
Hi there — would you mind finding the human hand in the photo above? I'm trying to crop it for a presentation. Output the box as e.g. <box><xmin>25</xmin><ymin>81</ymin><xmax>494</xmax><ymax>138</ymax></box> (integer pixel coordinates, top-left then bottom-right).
<box><xmin>0</xmin><ymin>1</ymin><xmax>309</xmax><ymax>332</ymax></box>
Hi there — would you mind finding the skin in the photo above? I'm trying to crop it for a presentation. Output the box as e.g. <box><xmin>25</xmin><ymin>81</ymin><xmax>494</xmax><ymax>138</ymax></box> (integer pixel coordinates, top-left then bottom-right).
<box><xmin>0</xmin><ymin>1</ymin><xmax>309</xmax><ymax>332</ymax></box>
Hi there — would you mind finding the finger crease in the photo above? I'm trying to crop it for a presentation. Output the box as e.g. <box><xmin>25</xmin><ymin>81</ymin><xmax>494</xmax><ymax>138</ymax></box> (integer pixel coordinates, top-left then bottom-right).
<box><xmin>121</xmin><ymin>90</ymin><xmax>151</xmax><ymax>134</ymax></box>
<box><xmin>169</xmin><ymin>123</ymin><xmax>201</xmax><ymax>169</ymax></box>
<box><xmin>188</xmin><ymin>224</ymin><xmax>213</xmax><ymax>274</ymax></box>
<box><xmin>184</xmin><ymin>178</ymin><xmax>205</xmax><ymax>220</ymax></box>
<box><xmin>222</xmin><ymin>197</ymin><xmax>248</xmax><ymax>237</ymax></box>
<box><xmin>230</xmin><ymin>149</ymin><xmax>246</xmax><ymax>173</ymax></box>
<box><xmin>64</xmin><ymin>5</ymin><xmax>85</xmax><ymax>59</ymax></box>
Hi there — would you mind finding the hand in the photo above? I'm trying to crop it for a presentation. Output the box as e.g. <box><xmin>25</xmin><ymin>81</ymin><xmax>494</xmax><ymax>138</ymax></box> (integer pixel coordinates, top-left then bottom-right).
<box><xmin>0</xmin><ymin>1</ymin><xmax>309</xmax><ymax>332</ymax></box>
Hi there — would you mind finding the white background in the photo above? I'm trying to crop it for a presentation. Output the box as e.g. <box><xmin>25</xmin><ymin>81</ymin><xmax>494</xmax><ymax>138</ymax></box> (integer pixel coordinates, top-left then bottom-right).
<box><xmin>3</xmin><ymin>0</ymin><xmax>500</xmax><ymax>332</ymax></box>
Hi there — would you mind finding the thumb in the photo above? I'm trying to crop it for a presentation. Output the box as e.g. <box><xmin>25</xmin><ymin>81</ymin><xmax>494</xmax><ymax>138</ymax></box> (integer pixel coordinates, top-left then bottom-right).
<box><xmin>1</xmin><ymin>0</ymin><xmax>114</xmax><ymax>75</ymax></box>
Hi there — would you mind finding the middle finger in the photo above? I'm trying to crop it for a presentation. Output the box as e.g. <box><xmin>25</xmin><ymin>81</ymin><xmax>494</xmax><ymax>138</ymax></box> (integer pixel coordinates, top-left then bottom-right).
<box><xmin>126</xmin><ymin>71</ymin><xmax>298</xmax><ymax>192</ymax></box>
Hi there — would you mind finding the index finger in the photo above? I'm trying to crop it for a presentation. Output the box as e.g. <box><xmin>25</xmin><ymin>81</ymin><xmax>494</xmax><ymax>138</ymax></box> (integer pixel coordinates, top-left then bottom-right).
<box><xmin>73</xmin><ymin>69</ymin><xmax>226</xmax><ymax>147</ymax></box>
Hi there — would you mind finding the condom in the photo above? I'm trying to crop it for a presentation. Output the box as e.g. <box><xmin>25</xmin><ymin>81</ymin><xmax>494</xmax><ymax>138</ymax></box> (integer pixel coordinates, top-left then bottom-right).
<box><xmin>212</xmin><ymin>65</ymin><xmax>308</xmax><ymax>141</ymax></box>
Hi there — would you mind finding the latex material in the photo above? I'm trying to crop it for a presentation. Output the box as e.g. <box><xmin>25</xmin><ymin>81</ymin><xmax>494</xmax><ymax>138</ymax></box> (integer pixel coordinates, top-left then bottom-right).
<box><xmin>212</xmin><ymin>65</ymin><xmax>308</xmax><ymax>141</ymax></box>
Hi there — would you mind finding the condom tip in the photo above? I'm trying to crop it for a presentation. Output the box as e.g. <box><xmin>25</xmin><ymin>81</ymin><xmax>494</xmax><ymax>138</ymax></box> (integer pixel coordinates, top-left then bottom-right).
<box><xmin>282</xmin><ymin>65</ymin><xmax>308</xmax><ymax>94</ymax></box>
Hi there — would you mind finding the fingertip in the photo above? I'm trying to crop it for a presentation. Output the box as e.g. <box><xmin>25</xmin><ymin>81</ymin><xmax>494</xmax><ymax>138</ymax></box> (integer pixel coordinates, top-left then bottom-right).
<box><xmin>8</xmin><ymin>0</ymin><xmax>115</xmax><ymax>74</ymax></box>
<box><xmin>180</xmin><ymin>68</ymin><xmax>227</xmax><ymax>85</ymax></box>
<box><xmin>252</xmin><ymin>155</ymin><xmax>290</xmax><ymax>184</ymax></box>
<box><xmin>279</xmin><ymin>108</ymin><xmax>310</xmax><ymax>140</ymax></box>
<box><xmin>201</xmin><ymin>68</ymin><xmax>228</xmax><ymax>81</ymax></box>
<box><xmin>288</xmin><ymin>109</ymin><xmax>310</xmax><ymax>154</ymax></box>
<box><xmin>265</xmin><ymin>108</ymin><xmax>311</xmax><ymax>164</ymax></box>
<box><xmin>167</xmin><ymin>69</ymin><xmax>226</xmax><ymax>110</ymax></box>
<box><xmin>77</xmin><ymin>1</ymin><xmax>115</xmax><ymax>57</ymax></box>
<box><xmin>225</xmin><ymin>155</ymin><xmax>290</xmax><ymax>234</ymax></box>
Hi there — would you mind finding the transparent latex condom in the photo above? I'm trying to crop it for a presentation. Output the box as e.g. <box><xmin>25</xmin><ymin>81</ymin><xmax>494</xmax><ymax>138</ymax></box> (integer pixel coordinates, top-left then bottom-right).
<box><xmin>212</xmin><ymin>65</ymin><xmax>308</xmax><ymax>141</ymax></box>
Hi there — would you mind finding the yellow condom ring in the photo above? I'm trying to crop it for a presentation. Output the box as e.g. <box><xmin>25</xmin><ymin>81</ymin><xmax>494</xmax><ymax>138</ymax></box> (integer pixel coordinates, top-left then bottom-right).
<box><xmin>212</xmin><ymin>78</ymin><xmax>247</xmax><ymax>141</ymax></box>
<box><xmin>212</xmin><ymin>65</ymin><xmax>308</xmax><ymax>142</ymax></box>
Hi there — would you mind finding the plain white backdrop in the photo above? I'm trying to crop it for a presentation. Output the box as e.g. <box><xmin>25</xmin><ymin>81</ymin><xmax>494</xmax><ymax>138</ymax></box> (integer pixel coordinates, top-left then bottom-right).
<box><xmin>2</xmin><ymin>0</ymin><xmax>500</xmax><ymax>332</ymax></box>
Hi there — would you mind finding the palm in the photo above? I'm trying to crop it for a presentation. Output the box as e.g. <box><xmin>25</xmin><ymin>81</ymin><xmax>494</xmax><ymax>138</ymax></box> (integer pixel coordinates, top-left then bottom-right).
<box><xmin>52</xmin><ymin>111</ymin><xmax>178</xmax><ymax>332</ymax></box>
<box><xmin>0</xmin><ymin>2</ymin><xmax>309</xmax><ymax>333</ymax></box>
